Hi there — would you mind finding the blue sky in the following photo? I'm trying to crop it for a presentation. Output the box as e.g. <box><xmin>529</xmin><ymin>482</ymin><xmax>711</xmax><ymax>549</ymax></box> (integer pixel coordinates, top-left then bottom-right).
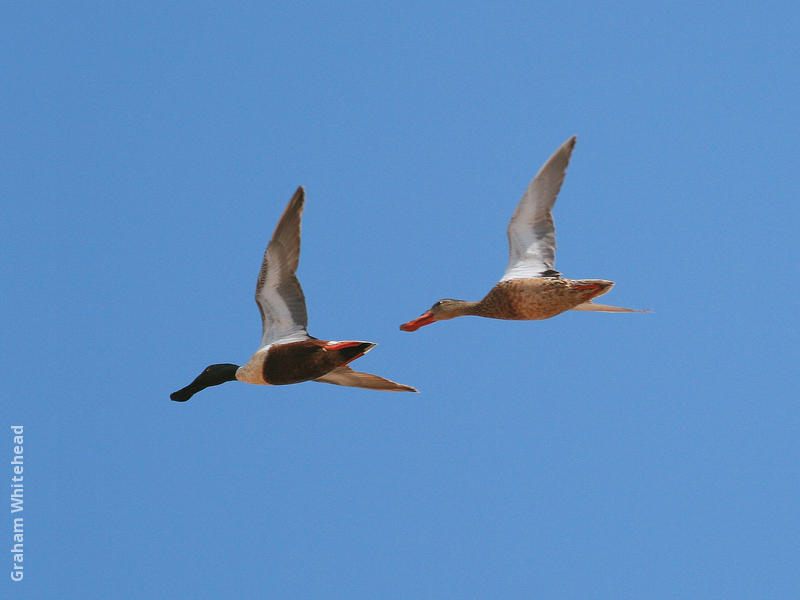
<box><xmin>3</xmin><ymin>2</ymin><xmax>799</xmax><ymax>598</ymax></box>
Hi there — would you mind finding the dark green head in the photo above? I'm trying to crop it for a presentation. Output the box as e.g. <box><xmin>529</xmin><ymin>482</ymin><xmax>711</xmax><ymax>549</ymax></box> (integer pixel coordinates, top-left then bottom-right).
<box><xmin>170</xmin><ymin>363</ymin><xmax>239</xmax><ymax>402</ymax></box>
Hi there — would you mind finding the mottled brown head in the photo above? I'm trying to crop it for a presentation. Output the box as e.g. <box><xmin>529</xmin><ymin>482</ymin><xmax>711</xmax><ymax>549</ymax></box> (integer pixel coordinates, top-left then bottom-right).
<box><xmin>399</xmin><ymin>299</ymin><xmax>473</xmax><ymax>331</ymax></box>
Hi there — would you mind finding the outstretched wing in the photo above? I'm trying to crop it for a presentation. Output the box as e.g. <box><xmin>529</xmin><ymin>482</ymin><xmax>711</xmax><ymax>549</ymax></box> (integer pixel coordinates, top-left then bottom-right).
<box><xmin>571</xmin><ymin>301</ymin><xmax>649</xmax><ymax>313</ymax></box>
<box><xmin>314</xmin><ymin>366</ymin><xmax>418</xmax><ymax>392</ymax></box>
<box><xmin>255</xmin><ymin>186</ymin><xmax>310</xmax><ymax>347</ymax></box>
<box><xmin>501</xmin><ymin>136</ymin><xmax>576</xmax><ymax>281</ymax></box>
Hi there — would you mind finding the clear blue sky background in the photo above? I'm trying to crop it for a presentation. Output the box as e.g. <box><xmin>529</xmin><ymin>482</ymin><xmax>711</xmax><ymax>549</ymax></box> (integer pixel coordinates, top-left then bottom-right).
<box><xmin>3</xmin><ymin>2</ymin><xmax>798</xmax><ymax>598</ymax></box>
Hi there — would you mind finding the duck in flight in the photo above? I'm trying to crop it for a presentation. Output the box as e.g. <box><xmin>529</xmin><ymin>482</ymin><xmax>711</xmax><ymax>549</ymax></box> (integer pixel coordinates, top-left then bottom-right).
<box><xmin>400</xmin><ymin>136</ymin><xmax>647</xmax><ymax>332</ymax></box>
<box><xmin>172</xmin><ymin>187</ymin><xmax>417</xmax><ymax>402</ymax></box>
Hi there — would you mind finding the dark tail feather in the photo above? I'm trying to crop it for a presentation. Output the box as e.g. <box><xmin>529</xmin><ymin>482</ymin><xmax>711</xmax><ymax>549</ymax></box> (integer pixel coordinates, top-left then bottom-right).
<box><xmin>337</xmin><ymin>342</ymin><xmax>375</xmax><ymax>365</ymax></box>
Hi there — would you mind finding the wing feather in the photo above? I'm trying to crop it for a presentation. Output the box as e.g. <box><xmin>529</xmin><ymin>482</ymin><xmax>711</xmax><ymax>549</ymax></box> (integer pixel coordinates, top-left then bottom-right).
<box><xmin>255</xmin><ymin>187</ymin><xmax>310</xmax><ymax>347</ymax></box>
<box><xmin>501</xmin><ymin>136</ymin><xmax>576</xmax><ymax>281</ymax></box>
<box><xmin>314</xmin><ymin>366</ymin><xmax>418</xmax><ymax>392</ymax></box>
<box><xmin>571</xmin><ymin>302</ymin><xmax>649</xmax><ymax>313</ymax></box>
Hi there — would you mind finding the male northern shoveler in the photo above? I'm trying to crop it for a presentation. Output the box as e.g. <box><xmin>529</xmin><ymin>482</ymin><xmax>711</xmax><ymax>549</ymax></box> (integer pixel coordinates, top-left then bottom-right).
<box><xmin>172</xmin><ymin>187</ymin><xmax>417</xmax><ymax>402</ymax></box>
<box><xmin>400</xmin><ymin>136</ymin><xmax>647</xmax><ymax>332</ymax></box>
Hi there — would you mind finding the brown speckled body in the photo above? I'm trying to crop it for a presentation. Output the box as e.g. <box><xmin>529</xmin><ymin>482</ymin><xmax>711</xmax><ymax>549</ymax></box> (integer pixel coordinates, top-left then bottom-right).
<box><xmin>236</xmin><ymin>340</ymin><xmax>373</xmax><ymax>385</ymax></box>
<box><xmin>475</xmin><ymin>278</ymin><xmax>614</xmax><ymax>320</ymax></box>
<box><xmin>397</xmin><ymin>136</ymin><xmax>647</xmax><ymax>334</ymax></box>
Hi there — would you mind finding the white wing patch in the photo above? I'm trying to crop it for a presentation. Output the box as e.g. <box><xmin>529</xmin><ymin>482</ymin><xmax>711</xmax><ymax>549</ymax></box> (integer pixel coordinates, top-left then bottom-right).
<box><xmin>501</xmin><ymin>136</ymin><xmax>576</xmax><ymax>282</ymax></box>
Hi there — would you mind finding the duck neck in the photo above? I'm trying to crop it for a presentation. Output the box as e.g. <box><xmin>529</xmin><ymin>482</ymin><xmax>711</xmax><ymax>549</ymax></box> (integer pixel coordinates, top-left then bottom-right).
<box><xmin>171</xmin><ymin>363</ymin><xmax>239</xmax><ymax>402</ymax></box>
<box><xmin>445</xmin><ymin>299</ymin><xmax>482</xmax><ymax>318</ymax></box>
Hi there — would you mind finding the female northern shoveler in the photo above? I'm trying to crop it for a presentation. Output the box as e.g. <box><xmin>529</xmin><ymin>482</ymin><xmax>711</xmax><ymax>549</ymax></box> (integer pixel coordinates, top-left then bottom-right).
<box><xmin>400</xmin><ymin>136</ymin><xmax>647</xmax><ymax>332</ymax></box>
<box><xmin>172</xmin><ymin>187</ymin><xmax>417</xmax><ymax>402</ymax></box>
